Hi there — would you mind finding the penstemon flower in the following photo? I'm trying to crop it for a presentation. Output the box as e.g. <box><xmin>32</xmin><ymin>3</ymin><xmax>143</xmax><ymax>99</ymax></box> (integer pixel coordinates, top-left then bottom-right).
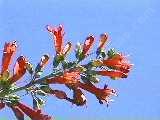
<box><xmin>78</xmin><ymin>82</ymin><xmax>117</xmax><ymax>106</ymax></box>
<box><xmin>46</xmin><ymin>25</ymin><xmax>72</xmax><ymax>56</ymax></box>
<box><xmin>0</xmin><ymin>24</ymin><xmax>132</xmax><ymax>119</ymax></box>
<box><xmin>46</xmin><ymin>25</ymin><xmax>64</xmax><ymax>55</ymax></box>
<box><xmin>95</xmin><ymin>84</ymin><xmax>117</xmax><ymax>105</ymax></box>
<box><xmin>102</xmin><ymin>53</ymin><xmax>133</xmax><ymax>73</ymax></box>
<box><xmin>1</xmin><ymin>41</ymin><xmax>17</xmax><ymax>74</ymax></box>
<box><xmin>46</xmin><ymin>25</ymin><xmax>72</xmax><ymax>67</ymax></box>
<box><xmin>9</xmin><ymin>56</ymin><xmax>28</xmax><ymax>84</ymax></box>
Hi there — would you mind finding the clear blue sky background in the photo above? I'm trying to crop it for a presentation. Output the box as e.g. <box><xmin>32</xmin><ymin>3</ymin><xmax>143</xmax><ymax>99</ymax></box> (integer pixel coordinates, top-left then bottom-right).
<box><xmin>0</xmin><ymin>0</ymin><xmax>160</xmax><ymax>120</ymax></box>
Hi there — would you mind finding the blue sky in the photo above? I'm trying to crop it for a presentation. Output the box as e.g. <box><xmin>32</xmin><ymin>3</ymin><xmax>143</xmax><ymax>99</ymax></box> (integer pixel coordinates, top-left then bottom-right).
<box><xmin>0</xmin><ymin>0</ymin><xmax>160</xmax><ymax>120</ymax></box>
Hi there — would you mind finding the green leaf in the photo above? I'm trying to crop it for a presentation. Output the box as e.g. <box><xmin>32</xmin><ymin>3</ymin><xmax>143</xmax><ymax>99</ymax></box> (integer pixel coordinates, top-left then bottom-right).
<box><xmin>36</xmin><ymin>90</ymin><xmax>47</xmax><ymax>96</ymax></box>
<box><xmin>96</xmin><ymin>49</ymin><xmax>107</xmax><ymax>59</ymax></box>
<box><xmin>33</xmin><ymin>97</ymin><xmax>39</xmax><ymax>109</ymax></box>
<box><xmin>26</xmin><ymin>62</ymin><xmax>34</xmax><ymax>74</ymax></box>
<box><xmin>8</xmin><ymin>95</ymin><xmax>20</xmax><ymax>105</ymax></box>
<box><xmin>37</xmin><ymin>98</ymin><xmax>45</xmax><ymax>106</ymax></box>
<box><xmin>89</xmin><ymin>77</ymin><xmax>100</xmax><ymax>83</ymax></box>
<box><xmin>33</xmin><ymin>97</ymin><xmax>45</xmax><ymax>109</ymax></box>
<box><xmin>53</xmin><ymin>55</ymin><xmax>65</xmax><ymax>67</ymax></box>
<box><xmin>107</xmin><ymin>48</ymin><xmax>117</xmax><ymax>58</ymax></box>
<box><xmin>40</xmin><ymin>85</ymin><xmax>51</xmax><ymax>93</ymax></box>
<box><xmin>2</xmin><ymin>71</ymin><xmax>10</xmax><ymax>81</ymax></box>
<box><xmin>35</xmin><ymin>71</ymin><xmax>43</xmax><ymax>78</ymax></box>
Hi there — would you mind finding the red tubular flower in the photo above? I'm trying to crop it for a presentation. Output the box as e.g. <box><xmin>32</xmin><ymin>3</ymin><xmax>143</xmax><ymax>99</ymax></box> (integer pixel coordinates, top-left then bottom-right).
<box><xmin>78</xmin><ymin>82</ymin><xmax>117</xmax><ymax>105</ymax></box>
<box><xmin>46</xmin><ymin>25</ymin><xmax>64</xmax><ymax>55</ymax></box>
<box><xmin>16</xmin><ymin>102</ymin><xmax>53</xmax><ymax>120</ymax></box>
<box><xmin>72</xmin><ymin>88</ymin><xmax>87</xmax><ymax>106</ymax></box>
<box><xmin>1</xmin><ymin>41</ymin><xmax>17</xmax><ymax>74</ymax></box>
<box><xmin>46</xmin><ymin>71</ymin><xmax>80</xmax><ymax>84</ymax></box>
<box><xmin>103</xmin><ymin>53</ymin><xmax>133</xmax><ymax>73</ymax></box>
<box><xmin>0</xmin><ymin>102</ymin><xmax>5</xmax><ymax>110</ymax></box>
<box><xmin>10</xmin><ymin>106</ymin><xmax>24</xmax><ymax>120</ymax></box>
<box><xmin>97</xmin><ymin>33</ymin><xmax>109</xmax><ymax>50</ymax></box>
<box><xmin>9</xmin><ymin>56</ymin><xmax>28</xmax><ymax>84</ymax></box>
<box><xmin>47</xmin><ymin>25</ymin><xmax>72</xmax><ymax>56</ymax></box>
<box><xmin>95</xmin><ymin>84</ymin><xmax>117</xmax><ymax>105</ymax></box>
<box><xmin>78</xmin><ymin>81</ymin><xmax>99</xmax><ymax>95</ymax></box>
<box><xmin>96</xmin><ymin>70</ymin><xmax>128</xmax><ymax>78</ymax></box>
<box><xmin>82</xmin><ymin>35</ymin><xmax>95</xmax><ymax>55</ymax></box>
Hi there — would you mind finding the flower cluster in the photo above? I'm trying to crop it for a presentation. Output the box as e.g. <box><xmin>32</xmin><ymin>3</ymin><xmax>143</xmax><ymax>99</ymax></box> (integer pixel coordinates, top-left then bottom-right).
<box><xmin>0</xmin><ymin>24</ymin><xmax>132</xmax><ymax>120</ymax></box>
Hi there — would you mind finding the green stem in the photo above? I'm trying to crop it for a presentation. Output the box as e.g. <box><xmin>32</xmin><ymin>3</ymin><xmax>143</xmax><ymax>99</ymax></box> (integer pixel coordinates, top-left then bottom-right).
<box><xmin>9</xmin><ymin>73</ymin><xmax>55</xmax><ymax>94</ymax></box>
<box><xmin>9</xmin><ymin>60</ymin><xmax>79</xmax><ymax>95</ymax></box>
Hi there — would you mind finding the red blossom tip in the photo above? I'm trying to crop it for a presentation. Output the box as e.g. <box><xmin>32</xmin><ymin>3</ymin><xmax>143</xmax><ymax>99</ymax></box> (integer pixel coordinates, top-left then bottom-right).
<box><xmin>46</xmin><ymin>24</ymin><xmax>65</xmax><ymax>55</ymax></box>
<box><xmin>1</xmin><ymin>41</ymin><xmax>17</xmax><ymax>74</ymax></box>
<box><xmin>9</xmin><ymin>56</ymin><xmax>28</xmax><ymax>84</ymax></box>
<box><xmin>62</xmin><ymin>42</ymin><xmax>72</xmax><ymax>55</ymax></box>
<box><xmin>46</xmin><ymin>25</ymin><xmax>53</xmax><ymax>33</ymax></box>
<box><xmin>82</xmin><ymin>35</ymin><xmax>95</xmax><ymax>55</ymax></box>
<box><xmin>102</xmin><ymin>53</ymin><xmax>132</xmax><ymax>73</ymax></box>
<box><xmin>98</xmin><ymin>33</ymin><xmax>109</xmax><ymax>49</ymax></box>
<box><xmin>17</xmin><ymin>102</ymin><xmax>53</xmax><ymax>120</ymax></box>
<box><xmin>96</xmin><ymin>87</ymin><xmax>117</xmax><ymax>105</ymax></box>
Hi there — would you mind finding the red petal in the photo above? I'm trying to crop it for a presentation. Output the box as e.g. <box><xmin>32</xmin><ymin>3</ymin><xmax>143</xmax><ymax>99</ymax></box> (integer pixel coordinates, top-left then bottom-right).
<box><xmin>78</xmin><ymin>82</ymin><xmax>116</xmax><ymax>105</ymax></box>
<box><xmin>46</xmin><ymin>71</ymin><xmax>80</xmax><ymax>84</ymax></box>
<box><xmin>82</xmin><ymin>35</ymin><xmax>95</xmax><ymax>55</ymax></box>
<box><xmin>62</xmin><ymin>42</ymin><xmax>72</xmax><ymax>55</ymax></box>
<box><xmin>47</xmin><ymin>25</ymin><xmax>64</xmax><ymax>55</ymax></box>
<box><xmin>10</xmin><ymin>106</ymin><xmax>24</xmax><ymax>120</ymax></box>
<box><xmin>97</xmin><ymin>70</ymin><xmax>128</xmax><ymax>78</ymax></box>
<box><xmin>9</xmin><ymin>56</ymin><xmax>27</xmax><ymax>84</ymax></box>
<box><xmin>17</xmin><ymin>102</ymin><xmax>37</xmax><ymax>119</ymax></box>
<box><xmin>54</xmin><ymin>25</ymin><xmax>64</xmax><ymax>54</ymax></box>
<box><xmin>98</xmin><ymin>33</ymin><xmax>109</xmax><ymax>49</ymax></box>
<box><xmin>103</xmin><ymin>53</ymin><xmax>132</xmax><ymax>73</ymax></box>
<box><xmin>46</xmin><ymin>25</ymin><xmax>53</xmax><ymax>33</ymax></box>
<box><xmin>17</xmin><ymin>102</ymin><xmax>52</xmax><ymax>120</ymax></box>
<box><xmin>1</xmin><ymin>41</ymin><xmax>17</xmax><ymax>74</ymax></box>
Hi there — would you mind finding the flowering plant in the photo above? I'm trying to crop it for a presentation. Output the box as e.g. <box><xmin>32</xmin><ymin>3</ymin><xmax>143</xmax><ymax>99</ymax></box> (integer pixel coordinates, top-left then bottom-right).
<box><xmin>0</xmin><ymin>24</ymin><xmax>132</xmax><ymax>120</ymax></box>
